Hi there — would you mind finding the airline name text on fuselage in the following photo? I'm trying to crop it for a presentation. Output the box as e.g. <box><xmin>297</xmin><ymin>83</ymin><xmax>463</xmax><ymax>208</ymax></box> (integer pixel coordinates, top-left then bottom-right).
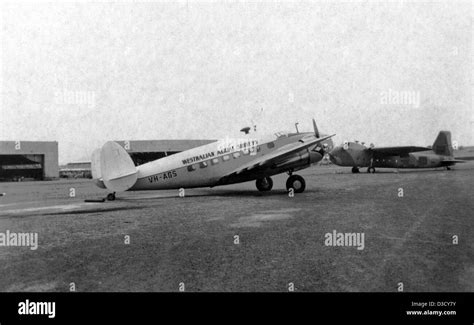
<box><xmin>181</xmin><ymin>140</ymin><xmax>260</xmax><ymax>165</ymax></box>
<box><xmin>182</xmin><ymin>151</ymin><xmax>215</xmax><ymax>165</ymax></box>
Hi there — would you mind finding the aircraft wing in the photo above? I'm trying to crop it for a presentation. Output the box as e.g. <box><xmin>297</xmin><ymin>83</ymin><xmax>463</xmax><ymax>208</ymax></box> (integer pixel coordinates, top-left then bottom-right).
<box><xmin>440</xmin><ymin>159</ymin><xmax>466</xmax><ymax>165</ymax></box>
<box><xmin>219</xmin><ymin>134</ymin><xmax>335</xmax><ymax>180</ymax></box>
<box><xmin>369</xmin><ymin>146</ymin><xmax>430</xmax><ymax>156</ymax></box>
<box><xmin>455</xmin><ymin>156</ymin><xmax>474</xmax><ymax>161</ymax></box>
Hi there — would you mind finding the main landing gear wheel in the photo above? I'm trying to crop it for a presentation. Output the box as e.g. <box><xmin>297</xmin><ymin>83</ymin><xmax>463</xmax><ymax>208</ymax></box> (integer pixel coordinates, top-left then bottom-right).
<box><xmin>107</xmin><ymin>192</ymin><xmax>116</xmax><ymax>201</ymax></box>
<box><xmin>256</xmin><ymin>177</ymin><xmax>273</xmax><ymax>192</ymax></box>
<box><xmin>446</xmin><ymin>166</ymin><xmax>451</xmax><ymax>171</ymax></box>
<box><xmin>286</xmin><ymin>175</ymin><xmax>306</xmax><ymax>193</ymax></box>
<box><xmin>351</xmin><ymin>167</ymin><xmax>360</xmax><ymax>173</ymax></box>
<box><xmin>367</xmin><ymin>167</ymin><xmax>376</xmax><ymax>173</ymax></box>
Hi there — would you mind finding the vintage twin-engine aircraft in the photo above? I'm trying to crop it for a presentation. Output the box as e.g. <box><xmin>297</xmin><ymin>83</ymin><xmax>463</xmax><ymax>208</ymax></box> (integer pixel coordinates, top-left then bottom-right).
<box><xmin>91</xmin><ymin>119</ymin><xmax>335</xmax><ymax>200</ymax></box>
<box><xmin>328</xmin><ymin>131</ymin><xmax>464</xmax><ymax>173</ymax></box>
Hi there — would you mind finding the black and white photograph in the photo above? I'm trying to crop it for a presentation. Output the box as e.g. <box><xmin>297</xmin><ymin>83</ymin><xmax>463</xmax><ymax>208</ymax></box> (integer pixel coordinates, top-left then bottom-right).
<box><xmin>0</xmin><ymin>0</ymin><xmax>473</xmax><ymax>321</ymax></box>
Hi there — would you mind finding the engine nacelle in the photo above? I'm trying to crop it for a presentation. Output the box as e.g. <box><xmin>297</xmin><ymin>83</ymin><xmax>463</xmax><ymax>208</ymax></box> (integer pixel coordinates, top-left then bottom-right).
<box><xmin>275</xmin><ymin>149</ymin><xmax>323</xmax><ymax>172</ymax></box>
<box><xmin>309</xmin><ymin>150</ymin><xmax>323</xmax><ymax>164</ymax></box>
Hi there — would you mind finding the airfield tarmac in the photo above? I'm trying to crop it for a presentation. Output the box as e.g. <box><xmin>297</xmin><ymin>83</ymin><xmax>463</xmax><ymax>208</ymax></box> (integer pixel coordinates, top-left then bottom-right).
<box><xmin>0</xmin><ymin>164</ymin><xmax>473</xmax><ymax>292</ymax></box>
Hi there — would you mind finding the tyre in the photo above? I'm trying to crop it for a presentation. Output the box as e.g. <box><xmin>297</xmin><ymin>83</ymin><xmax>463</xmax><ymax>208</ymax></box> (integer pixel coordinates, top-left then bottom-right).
<box><xmin>256</xmin><ymin>177</ymin><xmax>273</xmax><ymax>191</ymax></box>
<box><xmin>286</xmin><ymin>175</ymin><xmax>306</xmax><ymax>193</ymax></box>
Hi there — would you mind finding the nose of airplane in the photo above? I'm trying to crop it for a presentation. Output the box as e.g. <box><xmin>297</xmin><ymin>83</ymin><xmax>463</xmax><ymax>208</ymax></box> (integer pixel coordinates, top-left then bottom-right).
<box><xmin>328</xmin><ymin>147</ymin><xmax>343</xmax><ymax>165</ymax></box>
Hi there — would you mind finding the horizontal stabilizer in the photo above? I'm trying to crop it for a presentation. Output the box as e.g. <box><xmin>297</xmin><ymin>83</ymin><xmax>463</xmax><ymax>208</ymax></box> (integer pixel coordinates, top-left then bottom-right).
<box><xmin>91</xmin><ymin>148</ymin><xmax>102</xmax><ymax>180</ymax></box>
<box><xmin>100</xmin><ymin>141</ymin><xmax>138</xmax><ymax>192</ymax></box>
<box><xmin>90</xmin><ymin>148</ymin><xmax>106</xmax><ymax>189</ymax></box>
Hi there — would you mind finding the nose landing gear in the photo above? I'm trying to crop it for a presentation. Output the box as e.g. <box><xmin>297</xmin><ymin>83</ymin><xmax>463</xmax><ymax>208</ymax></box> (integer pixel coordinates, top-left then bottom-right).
<box><xmin>367</xmin><ymin>167</ymin><xmax>376</xmax><ymax>173</ymax></box>
<box><xmin>106</xmin><ymin>192</ymin><xmax>116</xmax><ymax>201</ymax></box>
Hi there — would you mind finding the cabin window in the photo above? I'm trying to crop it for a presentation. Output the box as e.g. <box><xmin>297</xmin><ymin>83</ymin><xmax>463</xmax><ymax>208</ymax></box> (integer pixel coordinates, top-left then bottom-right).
<box><xmin>211</xmin><ymin>158</ymin><xmax>219</xmax><ymax>165</ymax></box>
<box><xmin>233</xmin><ymin>152</ymin><xmax>241</xmax><ymax>158</ymax></box>
<box><xmin>187</xmin><ymin>165</ymin><xmax>196</xmax><ymax>172</ymax></box>
<box><xmin>200</xmin><ymin>161</ymin><xmax>208</xmax><ymax>168</ymax></box>
<box><xmin>267</xmin><ymin>142</ymin><xmax>275</xmax><ymax>149</ymax></box>
<box><xmin>222</xmin><ymin>155</ymin><xmax>230</xmax><ymax>161</ymax></box>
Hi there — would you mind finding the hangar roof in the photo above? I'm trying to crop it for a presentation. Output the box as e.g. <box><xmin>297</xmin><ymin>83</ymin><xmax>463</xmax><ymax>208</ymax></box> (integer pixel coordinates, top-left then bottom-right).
<box><xmin>0</xmin><ymin>141</ymin><xmax>58</xmax><ymax>154</ymax></box>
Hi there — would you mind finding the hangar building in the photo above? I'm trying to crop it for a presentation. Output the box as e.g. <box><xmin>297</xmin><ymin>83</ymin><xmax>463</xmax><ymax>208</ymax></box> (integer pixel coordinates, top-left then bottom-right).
<box><xmin>59</xmin><ymin>162</ymin><xmax>93</xmax><ymax>179</ymax></box>
<box><xmin>0</xmin><ymin>141</ymin><xmax>59</xmax><ymax>181</ymax></box>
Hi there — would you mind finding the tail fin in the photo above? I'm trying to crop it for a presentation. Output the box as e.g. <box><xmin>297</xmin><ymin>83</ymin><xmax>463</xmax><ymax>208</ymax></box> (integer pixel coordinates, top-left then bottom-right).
<box><xmin>432</xmin><ymin>131</ymin><xmax>453</xmax><ymax>156</ymax></box>
<box><xmin>100</xmin><ymin>141</ymin><xmax>138</xmax><ymax>192</ymax></box>
<box><xmin>91</xmin><ymin>141</ymin><xmax>138</xmax><ymax>192</ymax></box>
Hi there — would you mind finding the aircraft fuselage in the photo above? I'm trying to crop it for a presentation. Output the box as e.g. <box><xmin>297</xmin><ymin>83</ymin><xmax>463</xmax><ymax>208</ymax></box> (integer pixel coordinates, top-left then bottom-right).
<box><xmin>105</xmin><ymin>132</ymin><xmax>332</xmax><ymax>191</ymax></box>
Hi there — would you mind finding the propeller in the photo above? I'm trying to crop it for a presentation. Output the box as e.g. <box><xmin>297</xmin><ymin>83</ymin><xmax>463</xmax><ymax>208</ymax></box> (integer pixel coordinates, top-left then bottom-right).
<box><xmin>310</xmin><ymin>118</ymin><xmax>335</xmax><ymax>156</ymax></box>
<box><xmin>312</xmin><ymin>118</ymin><xmax>320</xmax><ymax>138</ymax></box>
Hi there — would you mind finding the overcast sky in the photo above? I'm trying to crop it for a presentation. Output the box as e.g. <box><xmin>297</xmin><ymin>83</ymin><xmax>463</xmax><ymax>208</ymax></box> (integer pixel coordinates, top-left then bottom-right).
<box><xmin>1</xmin><ymin>1</ymin><xmax>472</xmax><ymax>164</ymax></box>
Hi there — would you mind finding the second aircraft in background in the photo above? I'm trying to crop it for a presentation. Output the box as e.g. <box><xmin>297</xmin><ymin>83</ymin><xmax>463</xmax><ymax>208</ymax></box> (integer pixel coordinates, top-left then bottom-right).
<box><xmin>328</xmin><ymin>131</ymin><xmax>464</xmax><ymax>173</ymax></box>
